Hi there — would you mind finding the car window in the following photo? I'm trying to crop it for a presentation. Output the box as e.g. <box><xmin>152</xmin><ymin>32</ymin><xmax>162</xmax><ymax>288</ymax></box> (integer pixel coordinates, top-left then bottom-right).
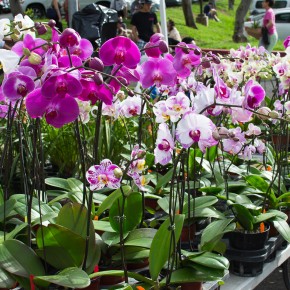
<box><xmin>276</xmin><ymin>12</ymin><xmax>290</xmax><ymax>23</ymax></box>
<box><xmin>256</xmin><ymin>1</ymin><xmax>287</xmax><ymax>9</ymax></box>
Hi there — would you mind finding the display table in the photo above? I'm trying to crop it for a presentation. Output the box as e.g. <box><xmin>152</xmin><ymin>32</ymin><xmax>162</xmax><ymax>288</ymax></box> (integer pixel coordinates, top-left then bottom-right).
<box><xmin>205</xmin><ymin>244</ymin><xmax>290</xmax><ymax>290</ymax></box>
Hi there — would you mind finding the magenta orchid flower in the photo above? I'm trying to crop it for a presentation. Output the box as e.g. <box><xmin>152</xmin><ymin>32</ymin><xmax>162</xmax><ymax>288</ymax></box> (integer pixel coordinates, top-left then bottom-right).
<box><xmin>59</xmin><ymin>28</ymin><xmax>81</xmax><ymax>48</ymax></box>
<box><xmin>165</xmin><ymin>92</ymin><xmax>190</xmax><ymax>122</ymax></box>
<box><xmin>41</xmin><ymin>70</ymin><xmax>82</xmax><ymax>99</ymax></box>
<box><xmin>86</xmin><ymin>159</ymin><xmax>122</xmax><ymax>191</ymax></box>
<box><xmin>67</xmin><ymin>38</ymin><xmax>93</xmax><ymax>60</ymax></box>
<box><xmin>2</xmin><ymin>72</ymin><xmax>35</xmax><ymax>102</ymax></box>
<box><xmin>173</xmin><ymin>43</ymin><xmax>201</xmax><ymax>78</ymax></box>
<box><xmin>139</xmin><ymin>57</ymin><xmax>177</xmax><ymax>88</ymax></box>
<box><xmin>176</xmin><ymin>111</ymin><xmax>218</xmax><ymax>152</ymax></box>
<box><xmin>25</xmin><ymin>88</ymin><xmax>80</xmax><ymax>128</ymax></box>
<box><xmin>154</xmin><ymin>123</ymin><xmax>175</xmax><ymax>165</ymax></box>
<box><xmin>243</xmin><ymin>80</ymin><xmax>265</xmax><ymax>109</ymax></box>
<box><xmin>99</xmin><ymin>36</ymin><xmax>141</xmax><ymax>69</ymax></box>
<box><xmin>144</xmin><ymin>33</ymin><xmax>168</xmax><ymax>58</ymax></box>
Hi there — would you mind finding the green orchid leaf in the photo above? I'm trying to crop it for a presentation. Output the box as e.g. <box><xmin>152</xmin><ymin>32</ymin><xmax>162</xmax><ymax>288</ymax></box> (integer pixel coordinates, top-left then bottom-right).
<box><xmin>45</xmin><ymin>177</ymin><xmax>70</xmax><ymax>191</ymax></box>
<box><xmin>36</xmin><ymin>224</ymin><xmax>85</xmax><ymax>269</ymax></box>
<box><xmin>93</xmin><ymin>220</ymin><xmax>115</xmax><ymax>232</ymax></box>
<box><xmin>205</xmin><ymin>145</ymin><xmax>218</xmax><ymax>163</ymax></box>
<box><xmin>0</xmin><ymin>268</ymin><xmax>17</xmax><ymax>288</ymax></box>
<box><xmin>156</xmin><ymin>168</ymin><xmax>174</xmax><ymax>191</ymax></box>
<box><xmin>199</xmin><ymin>187</ymin><xmax>223</xmax><ymax>194</ymax></box>
<box><xmin>47</xmin><ymin>192</ymin><xmax>70</xmax><ymax>204</ymax></box>
<box><xmin>195</xmin><ymin>157</ymin><xmax>212</xmax><ymax>173</ymax></box>
<box><xmin>109</xmin><ymin>192</ymin><xmax>142</xmax><ymax>233</ymax></box>
<box><xmin>183</xmin><ymin>196</ymin><xmax>218</xmax><ymax>214</ymax></box>
<box><xmin>253</xmin><ymin>213</ymin><xmax>277</xmax><ymax>224</ymax></box>
<box><xmin>187</xmin><ymin>252</ymin><xmax>229</xmax><ymax>270</ymax></box>
<box><xmin>0</xmin><ymin>223</ymin><xmax>28</xmax><ymax>243</ymax></box>
<box><xmin>0</xmin><ymin>198</ymin><xmax>16</xmax><ymax>223</ymax></box>
<box><xmin>149</xmin><ymin>214</ymin><xmax>184</xmax><ymax>281</ymax></box>
<box><xmin>102</xmin><ymin>231</ymin><xmax>129</xmax><ymax>246</ymax></box>
<box><xmin>112</xmin><ymin>246</ymin><xmax>149</xmax><ymax>261</ymax></box>
<box><xmin>272</xmin><ymin>220</ymin><xmax>290</xmax><ymax>243</ymax></box>
<box><xmin>188</xmin><ymin>207</ymin><xmax>225</xmax><ymax>219</ymax></box>
<box><xmin>96</xmin><ymin>186</ymin><xmax>131</xmax><ymax>216</ymax></box>
<box><xmin>67</xmin><ymin>178</ymin><xmax>89</xmax><ymax>194</ymax></box>
<box><xmin>231</xmin><ymin>204</ymin><xmax>254</xmax><ymax>231</ymax></box>
<box><xmin>34</xmin><ymin>267</ymin><xmax>90</xmax><ymax>288</ymax></box>
<box><xmin>0</xmin><ymin>239</ymin><xmax>45</xmax><ymax>277</ymax></box>
<box><xmin>124</xmin><ymin>228</ymin><xmax>157</xmax><ymax>248</ymax></box>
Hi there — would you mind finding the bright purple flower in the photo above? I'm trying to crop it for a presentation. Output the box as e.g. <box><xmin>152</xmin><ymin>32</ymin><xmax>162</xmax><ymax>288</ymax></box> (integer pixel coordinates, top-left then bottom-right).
<box><xmin>2</xmin><ymin>73</ymin><xmax>35</xmax><ymax>101</ymax></box>
<box><xmin>255</xmin><ymin>139</ymin><xmax>266</xmax><ymax>154</ymax></box>
<box><xmin>67</xmin><ymin>38</ymin><xmax>93</xmax><ymax>60</ymax></box>
<box><xmin>139</xmin><ymin>57</ymin><xmax>177</xmax><ymax>88</ymax></box>
<box><xmin>25</xmin><ymin>88</ymin><xmax>80</xmax><ymax>128</ymax></box>
<box><xmin>144</xmin><ymin>33</ymin><xmax>168</xmax><ymax>58</ymax></box>
<box><xmin>154</xmin><ymin>123</ymin><xmax>175</xmax><ymax>165</ymax></box>
<box><xmin>284</xmin><ymin>36</ymin><xmax>290</xmax><ymax>48</ymax></box>
<box><xmin>0</xmin><ymin>105</ymin><xmax>9</xmax><ymax>118</ymax></box>
<box><xmin>213</xmin><ymin>68</ymin><xmax>231</xmax><ymax>101</ymax></box>
<box><xmin>176</xmin><ymin>111</ymin><xmax>218</xmax><ymax>152</ymax></box>
<box><xmin>99</xmin><ymin>36</ymin><xmax>141</xmax><ymax>69</ymax></box>
<box><xmin>86</xmin><ymin>159</ymin><xmax>122</xmax><ymax>191</ymax></box>
<box><xmin>12</xmin><ymin>34</ymin><xmax>47</xmax><ymax>57</ymax></box>
<box><xmin>59</xmin><ymin>28</ymin><xmax>81</xmax><ymax>47</ymax></box>
<box><xmin>79</xmin><ymin>72</ymin><xmax>113</xmax><ymax>105</ymax></box>
<box><xmin>173</xmin><ymin>43</ymin><xmax>201</xmax><ymax>78</ymax></box>
<box><xmin>58</xmin><ymin>55</ymin><xmax>83</xmax><ymax>68</ymax></box>
<box><xmin>131</xmin><ymin>172</ymin><xmax>149</xmax><ymax>191</ymax></box>
<box><xmin>244</xmin><ymin>80</ymin><xmax>265</xmax><ymax>109</ymax></box>
<box><xmin>240</xmin><ymin>145</ymin><xmax>256</xmax><ymax>160</ymax></box>
<box><xmin>222</xmin><ymin>127</ymin><xmax>246</xmax><ymax>154</ymax></box>
<box><xmin>246</xmin><ymin>123</ymin><xmax>261</xmax><ymax>136</ymax></box>
<box><xmin>41</xmin><ymin>70</ymin><xmax>82</xmax><ymax>99</ymax></box>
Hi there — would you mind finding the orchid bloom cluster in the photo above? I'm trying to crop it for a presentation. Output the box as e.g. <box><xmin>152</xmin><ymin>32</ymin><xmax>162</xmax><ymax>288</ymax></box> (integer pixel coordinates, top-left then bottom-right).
<box><xmin>1</xmin><ymin>14</ymin><xmax>290</xmax><ymax>195</ymax></box>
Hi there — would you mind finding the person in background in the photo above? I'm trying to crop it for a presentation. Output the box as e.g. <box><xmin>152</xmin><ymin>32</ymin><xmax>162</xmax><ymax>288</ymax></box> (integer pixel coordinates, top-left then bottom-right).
<box><xmin>167</xmin><ymin>19</ymin><xmax>181</xmax><ymax>45</ymax></box>
<box><xmin>203</xmin><ymin>2</ymin><xmax>220</xmax><ymax>22</ymax></box>
<box><xmin>131</xmin><ymin>0</ymin><xmax>161</xmax><ymax>50</ymax></box>
<box><xmin>51</xmin><ymin>0</ymin><xmax>63</xmax><ymax>32</ymax></box>
<box><xmin>117</xmin><ymin>16</ymin><xmax>131</xmax><ymax>37</ymax></box>
<box><xmin>130</xmin><ymin>0</ymin><xmax>141</xmax><ymax>16</ymax></box>
<box><xmin>110</xmin><ymin>0</ymin><xmax>128</xmax><ymax>19</ymax></box>
<box><xmin>260</xmin><ymin>0</ymin><xmax>278</xmax><ymax>53</ymax></box>
<box><xmin>182</xmin><ymin>36</ymin><xmax>195</xmax><ymax>44</ymax></box>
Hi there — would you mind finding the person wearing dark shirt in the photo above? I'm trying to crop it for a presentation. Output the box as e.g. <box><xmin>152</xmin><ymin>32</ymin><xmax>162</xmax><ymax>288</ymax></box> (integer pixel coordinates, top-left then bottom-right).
<box><xmin>203</xmin><ymin>2</ymin><xmax>220</xmax><ymax>22</ymax></box>
<box><xmin>130</xmin><ymin>0</ymin><xmax>161</xmax><ymax>50</ymax></box>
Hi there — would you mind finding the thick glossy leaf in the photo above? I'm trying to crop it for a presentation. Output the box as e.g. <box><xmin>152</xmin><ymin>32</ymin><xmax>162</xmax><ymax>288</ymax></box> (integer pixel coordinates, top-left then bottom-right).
<box><xmin>45</xmin><ymin>177</ymin><xmax>70</xmax><ymax>190</ymax></box>
<box><xmin>156</xmin><ymin>168</ymin><xmax>174</xmax><ymax>191</ymax></box>
<box><xmin>188</xmin><ymin>207</ymin><xmax>225</xmax><ymax>219</ymax></box>
<box><xmin>102</xmin><ymin>231</ymin><xmax>129</xmax><ymax>246</ymax></box>
<box><xmin>13</xmin><ymin>195</ymin><xmax>55</xmax><ymax>222</ymax></box>
<box><xmin>272</xmin><ymin>220</ymin><xmax>290</xmax><ymax>243</ymax></box>
<box><xmin>96</xmin><ymin>186</ymin><xmax>131</xmax><ymax>216</ymax></box>
<box><xmin>200</xmin><ymin>219</ymin><xmax>235</xmax><ymax>251</ymax></box>
<box><xmin>93</xmin><ymin>220</ymin><xmax>115</xmax><ymax>232</ymax></box>
<box><xmin>112</xmin><ymin>247</ymin><xmax>150</xmax><ymax>261</ymax></box>
<box><xmin>183</xmin><ymin>196</ymin><xmax>218</xmax><ymax>214</ymax></box>
<box><xmin>0</xmin><ymin>199</ymin><xmax>16</xmax><ymax>222</ymax></box>
<box><xmin>36</xmin><ymin>224</ymin><xmax>85</xmax><ymax>269</ymax></box>
<box><xmin>124</xmin><ymin>228</ymin><xmax>157</xmax><ymax>248</ymax></box>
<box><xmin>187</xmin><ymin>252</ymin><xmax>229</xmax><ymax>270</ymax></box>
<box><xmin>231</xmin><ymin>204</ymin><xmax>254</xmax><ymax>231</ymax></box>
<box><xmin>0</xmin><ymin>223</ymin><xmax>28</xmax><ymax>243</ymax></box>
<box><xmin>195</xmin><ymin>157</ymin><xmax>211</xmax><ymax>173</ymax></box>
<box><xmin>149</xmin><ymin>214</ymin><xmax>184</xmax><ymax>281</ymax></box>
<box><xmin>109</xmin><ymin>192</ymin><xmax>142</xmax><ymax>233</ymax></box>
<box><xmin>34</xmin><ymin>267</ymin><xmax>90</xmax><ymax>288</ymax></box>
<box><xmin>0</xmin><ymin>239</ymin><xmax>45</xmax><ymax>277</ymax></box>
<box><xmin>0</xmin><ymin>268</ymin><xmax>16</xmax><ymax>288</ymax></box>
<box><xmin>199</xmin><ymin>187</ymin><xmax>223</xmax><ymax>194</ymax></box>
<box><xmin>253</xmin><ymin>213</ymin><xmax>277</xmax><ymax>224</ymax></box>
<box><xmin>245</xmin><ymin>175</ymin><xmax>272</xmax><ymax>194</ymax></box>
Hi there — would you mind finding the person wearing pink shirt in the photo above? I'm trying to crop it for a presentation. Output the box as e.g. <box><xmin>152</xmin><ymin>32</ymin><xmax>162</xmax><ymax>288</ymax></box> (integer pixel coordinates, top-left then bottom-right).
<box><xmin>260</xmin><ymin>0</ymin><xmax>278</xmax><ymax>53</ymax></box>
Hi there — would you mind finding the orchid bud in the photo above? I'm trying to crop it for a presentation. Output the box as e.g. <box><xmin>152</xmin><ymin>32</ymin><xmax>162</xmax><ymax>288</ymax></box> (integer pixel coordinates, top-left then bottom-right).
<box><xmin>35</xmin><ymin>22</ymin><xmax>47</xmax><ymax>35</ymax></box>
<box><xmin>89</xmin><ymin>57</ymin><xmax>104</xmax><ymax>72</ymax></box>
<box><xmin>194</xmin><ymin>48</ymin><xmax>201</xmax><ymax>56</ymax></box>
<box><xmin>218</xmin><ymin>127</ymin><xmax>230</xmax><ymax>138</ymax></box>
<box><xmin>117</xmin><ymin>76</ymin><xmax>128</xmax><ymax>86</ymax></box>
<box><xmin>128</xmin><ymin>90</ymin><xmax>135</xmax><ymax>97</ymax></box>
<box><xmin>256</xmin><ymin>107</ymin><xmax>271</xmax><ymax>120</ymax></box>
<box><xmin>59</xmin><ymin>28</ymin><xmax>81</xmax><ymax>47</ymax></box>
<box><xmin>159</xmin><ymin>40</ymin><xmax>168</xmax><ymax>53</ymax></box>
<box><xmin>93</xmin><ymin>73</ymin><xmax>103</xmax><ymax>85</ymax></box>
<box><xmin>23</xmin><ymin>48</ymin><xmax>31</xmax><ymax>57</ymax></box>
<box><xmin>137</xmin><ymin>150</ymin><xmax>146</xmax><ymax>159</ymax></box>
<box><xmin>212</xmin><ymin>130</ymin><xmax>221</xmax><ymax>141</ymax></box>
<box><xmin>232</xmin><ymin>137</ymin><xmax>240</xmax><ymax>142</ymax></box>
<box><xmin>229</xmin><ymin>132</ymin><xmax>236</xmax><ymax>138</ymax></box>
<box><xmin>48</xmin><ymin>19</ymin><xmax>56</xmax><ymax>28</ymax></box>
<box><xmin>269</xmin><ymin>110</ymin><xmax>279</xmax><ymax>119</ymax></box>
<box><xmin>113</xmin><ymin>168</ymin><xmax>123</xmax><ymax>179</ymax></box>
<box><xmin>202</xmin><ymin>58</ymin><xmax>211</xmax><ymax>69</ymax></box>
<box><xmin>28</xmin><ymin>52</ymin><xmax>42</xmax><ymax>65</ymax></box>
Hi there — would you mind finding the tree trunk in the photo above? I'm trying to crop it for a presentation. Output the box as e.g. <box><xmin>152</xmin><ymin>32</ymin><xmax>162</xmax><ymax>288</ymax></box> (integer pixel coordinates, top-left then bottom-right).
<box><xmin>232</xmin><ymin>0</ymin><xmax>251</xmax><ymax>42</ymax></box>
<box><xmin>9</xmin><ymin>0</ymin><xmax>24</xmax><ymax>16</ymax></box>
<box><xmin>182</xmin><ymin>0</ymin><xmax>198</xmax><ymax>28</ymax></box>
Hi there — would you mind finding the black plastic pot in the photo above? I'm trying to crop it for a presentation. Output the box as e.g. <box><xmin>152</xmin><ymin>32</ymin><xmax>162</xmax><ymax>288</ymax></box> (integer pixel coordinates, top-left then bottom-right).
<box><xmin>228</xmin><ymin>226</ymin><xmax>270</xmax><ymax>251</ymax></box>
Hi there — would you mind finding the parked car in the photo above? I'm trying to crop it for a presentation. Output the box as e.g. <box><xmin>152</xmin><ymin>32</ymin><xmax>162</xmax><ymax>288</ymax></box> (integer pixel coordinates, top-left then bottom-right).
<box><xmin>0</xmin><ymin>0</ymin><xmax>10</xmax><ymax>13</ymax></box>
<box><xmin>244</xmin><ymin>8</ymin><xmax>290</xmax><ymax>41</ymax></box>
<box><xmin>250</xmin><ymin>0</ymin><xmax>290</xmax><ymax>15</ymax></box>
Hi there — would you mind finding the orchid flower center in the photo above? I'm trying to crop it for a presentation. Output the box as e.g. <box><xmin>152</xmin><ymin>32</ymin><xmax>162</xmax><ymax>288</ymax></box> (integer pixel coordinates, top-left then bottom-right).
<box><xmin>158</xmin><ymin>139</ymin><xmax>171</xmax><ymax>151</ymax></box>
<box><xmin>218</xmin><ymin>86</ymin><xmax>228</xmax><ymax>98</ymax></box>
<box><xmin>46</xmin><ymin>108</ymin><xmax>58</xmax><ymax>119</ymax></box>
<box><xmin>207</xmin><ymin>105</ymin><xmax>216</xmax><ymax>115</ymax></box>
<box><xmin>247</xmin><ymin>96</ymin><xmax>257</xmax><ymax>109</ymax></box>
<box><xmin>182</xmin><ymin>56</ymin><xmax>192</xmax><ymax>68</ymax></box>
<box><xmin>98</xmin><ymin>174</ymin><xmax>108</xmax><ymax>184</ymax></box>
<box><xmin>17</xmin><ymin>84</ymin><xmax>28</xmax><ymax>97</ymax></box>
<box><xmin>140</xmin><ymin>176</ymin><xmax>147</xmax><ymax>186</ymax></box>
<box><xmin>172</xmin><ymin>104</ymin><xmax>182</xmax><ymax>112</ymax></box>
<box><xmin>153</xmin><ymin>73</ymin><xmax>163</xmax><ymax>86</ymax></box>
<box><xmin>136</xmin><ymin>159</ymin><xmax>146</xmax><ymax>171</ymax></box>
<box><xmin>56</xmin><ymin>81</ymin><xmax>68</xmax><ymax>94</ymax></box>
<box><xmin>161</xmin><ymin>112</ymin><xmax>170</xmax><ymax>121</ymax></box>
<box><xmin>114</xmin><ymin>49</ymin><xmax>125</xmax><ymax>64</ymax></box>
<box><xmin>128</xmin><ymin>106</ymin><xmax>138</xmax><ymax>116</ymax></box>
<box><xmin>189</xmin><ymin>129</ymin><xmax>201</xmax><ymax>142</ymax></box>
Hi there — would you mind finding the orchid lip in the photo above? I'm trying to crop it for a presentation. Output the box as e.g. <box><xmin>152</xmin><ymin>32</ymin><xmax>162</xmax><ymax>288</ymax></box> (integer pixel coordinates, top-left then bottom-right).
<box><xmin>189</xmin><ymin>130</ymin><xmax>201</xmax><ymax>142</ymax></box>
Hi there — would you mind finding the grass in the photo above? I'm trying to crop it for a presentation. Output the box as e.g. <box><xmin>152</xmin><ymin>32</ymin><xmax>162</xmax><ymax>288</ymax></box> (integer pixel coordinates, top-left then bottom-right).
<box><xmin>156</xmin><ymin>0</ymin><xmax>285</xmax><ymax>51</ymax></box>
